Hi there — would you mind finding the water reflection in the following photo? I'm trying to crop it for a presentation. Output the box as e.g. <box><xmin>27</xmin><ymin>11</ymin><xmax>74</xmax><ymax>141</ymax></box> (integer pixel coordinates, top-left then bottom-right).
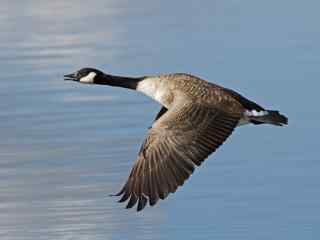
<box><xmin>1</xmin><ymin>0</ymin><xmax>320</xmax><ymax>239</ymax></box>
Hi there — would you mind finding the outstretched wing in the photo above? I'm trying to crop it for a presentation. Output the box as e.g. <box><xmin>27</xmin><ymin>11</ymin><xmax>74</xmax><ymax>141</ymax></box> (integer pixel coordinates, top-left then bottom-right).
<box><xmin>153</xmin><ymin>106</ymin><xmax>168</xmax><ymax>123</ymax></box>
<box><xmin>148</xmin><ymin>106</ymin><xmax>168</xmax><ymax>129</ymax></box>
<box><xmin>114</xmin><ymin>102</ymin><xmax>241</xmax><ymax>211</ymax></box>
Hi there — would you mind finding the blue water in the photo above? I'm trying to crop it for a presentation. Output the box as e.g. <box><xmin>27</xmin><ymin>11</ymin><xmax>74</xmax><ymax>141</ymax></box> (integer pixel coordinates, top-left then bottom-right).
<box><xmin>1</xmin><ymin>1</ymin><xmax>319</xmax><ymax>239</ymax></box>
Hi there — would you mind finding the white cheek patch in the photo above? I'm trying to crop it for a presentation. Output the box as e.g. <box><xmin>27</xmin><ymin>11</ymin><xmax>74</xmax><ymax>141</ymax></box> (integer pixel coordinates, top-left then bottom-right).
<box><xmin>80</xmin><ymin>72</ymin><xmax>96</xmax><ymax>84</ymax></box>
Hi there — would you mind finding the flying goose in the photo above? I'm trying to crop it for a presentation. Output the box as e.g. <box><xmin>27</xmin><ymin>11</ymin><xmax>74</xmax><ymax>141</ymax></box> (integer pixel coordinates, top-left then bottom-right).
<box><xmin>64</xmin><ymin>68</ymin><xmax>288</xmax><ymax>211</ymax></box>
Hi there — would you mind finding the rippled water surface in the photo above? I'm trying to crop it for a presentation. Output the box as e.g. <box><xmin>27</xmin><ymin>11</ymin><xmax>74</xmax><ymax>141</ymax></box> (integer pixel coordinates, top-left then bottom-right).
<box><xmin>1</xmin><ymin>1</ymin><xmax>320</xmax><ymax>239</ymax></box>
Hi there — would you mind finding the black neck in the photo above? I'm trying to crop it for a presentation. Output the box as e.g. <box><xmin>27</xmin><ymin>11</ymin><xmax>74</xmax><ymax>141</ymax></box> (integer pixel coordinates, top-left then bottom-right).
<box><xmin>95</xmin><ymin>73</ymin><xmax>144</xmax><ymax>90</ymax></box>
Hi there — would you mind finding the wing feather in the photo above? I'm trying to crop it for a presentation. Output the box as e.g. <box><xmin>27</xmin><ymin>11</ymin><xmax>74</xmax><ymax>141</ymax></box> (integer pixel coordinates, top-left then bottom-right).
<box><xmin>114</xmin><ymin>103</ymin><xmax>241</xmax><ymax>211</ymax></box>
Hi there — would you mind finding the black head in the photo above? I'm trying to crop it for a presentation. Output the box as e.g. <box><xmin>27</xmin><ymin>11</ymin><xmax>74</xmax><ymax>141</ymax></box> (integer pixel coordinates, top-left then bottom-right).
<box><xmin>64</xmin><ymin>68</ymin><xmax>104</xmax><ymax>84</ymax></box>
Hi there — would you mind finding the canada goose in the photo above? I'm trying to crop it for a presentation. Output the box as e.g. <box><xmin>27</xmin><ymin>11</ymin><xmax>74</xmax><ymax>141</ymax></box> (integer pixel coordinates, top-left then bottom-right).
<box><xmin>64</xmin><ymin>68</ymin><xmax>288</xmax><ymax>211</ymax></box>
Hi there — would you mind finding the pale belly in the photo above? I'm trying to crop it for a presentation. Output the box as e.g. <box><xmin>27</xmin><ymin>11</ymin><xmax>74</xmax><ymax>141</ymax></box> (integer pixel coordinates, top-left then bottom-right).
<box><xmin>237</xmin><ymin>116</ymin><xmax>250</xmax><ymax>126</ymax></box>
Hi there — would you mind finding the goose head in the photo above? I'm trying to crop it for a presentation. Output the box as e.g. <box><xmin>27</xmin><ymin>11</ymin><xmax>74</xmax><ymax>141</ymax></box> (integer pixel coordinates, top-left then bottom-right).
<box><xmin>64</xmin><ymin>68</ymin><xmax>104</xmax><ymax>84</ymax></box>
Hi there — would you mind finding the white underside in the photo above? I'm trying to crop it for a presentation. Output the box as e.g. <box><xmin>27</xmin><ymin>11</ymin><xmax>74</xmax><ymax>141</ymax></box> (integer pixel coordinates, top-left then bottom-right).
<box><xmin>136</xmin><ymin>77</ymin><xmax>166</xmax><ymax>104</ymax></box>
<box><xmin>237</xmin><ymin>117</ymin><xmax>250</xmax><ymax>126</ymax></box>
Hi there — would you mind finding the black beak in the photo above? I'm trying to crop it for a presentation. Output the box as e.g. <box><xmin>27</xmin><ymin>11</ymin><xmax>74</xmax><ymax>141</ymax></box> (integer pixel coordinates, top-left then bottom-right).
<box><xmin>64</xmin><ymin>72</ymin><xmax>78</xmax><ymax>81</ymax></box>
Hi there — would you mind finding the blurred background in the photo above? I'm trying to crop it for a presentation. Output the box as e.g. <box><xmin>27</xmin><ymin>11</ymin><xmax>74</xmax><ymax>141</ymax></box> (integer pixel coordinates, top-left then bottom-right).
<box><xmin>0</xmin><ymin>1</ymin><xmax>319</xmax><ymax>239</ymax></box>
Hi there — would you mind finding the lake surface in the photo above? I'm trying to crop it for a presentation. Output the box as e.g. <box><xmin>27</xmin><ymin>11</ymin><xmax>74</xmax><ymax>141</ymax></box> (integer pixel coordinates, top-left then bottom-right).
<box><xmin>1</xmin><ymin>1</ymin><xmax>320</xmax><ymax>239</ymax></box>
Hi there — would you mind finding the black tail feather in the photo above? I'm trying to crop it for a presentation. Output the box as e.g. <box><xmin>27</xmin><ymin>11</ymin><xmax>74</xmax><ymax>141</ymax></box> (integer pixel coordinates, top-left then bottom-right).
<box><xmin>250</xmin><ymin>110</ymin><xmax>288</xmax><ymax>126</ymax></box>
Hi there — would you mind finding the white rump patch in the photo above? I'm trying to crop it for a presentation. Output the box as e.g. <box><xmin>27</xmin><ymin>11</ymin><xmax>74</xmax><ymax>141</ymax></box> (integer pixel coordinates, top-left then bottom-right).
<box><xmin>245</xmin><ymin>109</ymin><xmax>268</xmax><ymax>117</ymax></box>
<box><xmin>80</xmin><ymin>72</ymin><xmax>96</xmax><ymax>84</ymax></box>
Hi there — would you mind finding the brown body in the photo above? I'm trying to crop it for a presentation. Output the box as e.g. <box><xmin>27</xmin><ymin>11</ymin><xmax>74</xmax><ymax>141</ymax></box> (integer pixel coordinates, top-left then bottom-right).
<box><xmin>64</xmin><ymin>68</ymin><xmax>288</xmax><ymax>211</ymax></box>
<box><xmin>138</xmin><ymin>73</ymin><xmax>244</xmax><ymax>116</ymax></box>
